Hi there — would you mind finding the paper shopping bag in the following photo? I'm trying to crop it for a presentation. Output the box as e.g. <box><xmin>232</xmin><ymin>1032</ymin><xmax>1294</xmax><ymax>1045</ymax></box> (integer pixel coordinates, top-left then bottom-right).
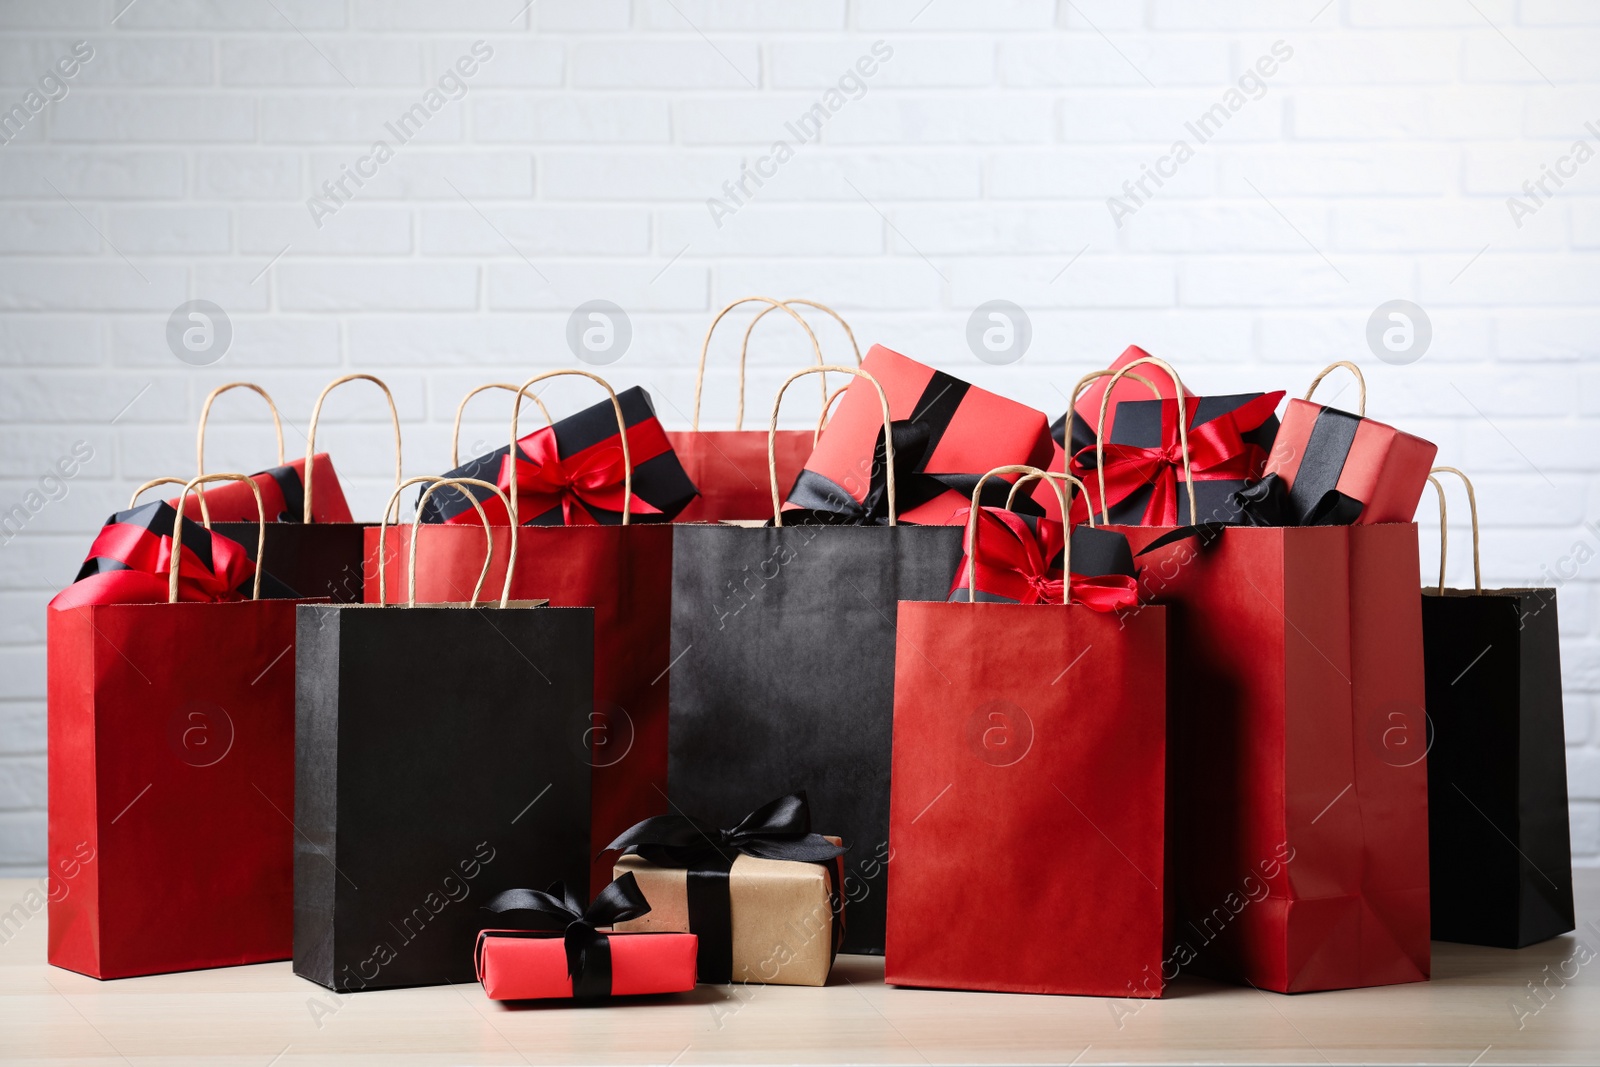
<box><xmin>1421</xmin><ymin>468</ymin><xmax>1574</xmax><ymax>948</ymax></box>
<box><xmin>296</xmin><ymin>478</ymin><xmax>593</xmax><ymax>991</ymax></box>
<box><xmin>888</xmin><ymin>468</ymin><xmax>1167</xmax><ymax>997</ymax></box>
<box><xmin>1095</xmin><ymin>355</ymin><xmax>1430</xmax><ymax>994</ymax></box>
<box><xmin>369</xmin><ymin>371</ymin><xmax>674</xmax><ymax>896</ymax></box>
<box><xmin>669</xmin><ymin>367</ymin><xmax>965</xmax><ymax>954</ymax></box>
<box><xmin>49</xmin><ymin>475</ymin><xmax>298</xmax><ymax>978</ymax></box>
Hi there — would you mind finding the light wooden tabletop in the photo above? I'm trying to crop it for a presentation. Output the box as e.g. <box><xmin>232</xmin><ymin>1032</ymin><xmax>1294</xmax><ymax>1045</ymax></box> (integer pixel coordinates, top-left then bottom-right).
<box><xmin>2</xmin><ymin>873</ymin><xmax>1596</xmax><ymax>1066</ymax></box>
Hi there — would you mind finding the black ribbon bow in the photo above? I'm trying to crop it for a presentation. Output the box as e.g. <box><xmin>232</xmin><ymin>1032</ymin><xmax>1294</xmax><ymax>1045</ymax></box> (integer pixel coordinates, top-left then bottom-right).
<box><xmin>605</xmin><ymin>792</ymin><xmax>845</xmax><ymax>983</ymax></box>
<box><xmin>1137</xmin><ymin>472</ymin><xmax>1364</xmax><ymax>555</ymax></box>
<box><xmin>481</xmin><ymin>872</ymin><xmax>652</xmax><ymax>999</ymax></box>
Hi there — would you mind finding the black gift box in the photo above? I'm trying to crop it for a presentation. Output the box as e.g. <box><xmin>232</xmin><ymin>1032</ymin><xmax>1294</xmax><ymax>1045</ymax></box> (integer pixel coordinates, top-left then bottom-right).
<box><xmin>420</xmin><ymin>386</ymin><xmax>697</xmax><ymax>526</ymax></box>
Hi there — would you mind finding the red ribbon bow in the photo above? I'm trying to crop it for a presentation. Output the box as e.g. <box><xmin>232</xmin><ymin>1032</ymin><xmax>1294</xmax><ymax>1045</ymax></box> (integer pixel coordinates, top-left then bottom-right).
<box><xmin>953</xmin><ymin>507</ymin><xmax>1139</xmax><ymax>612</ymax></box>
<box><xmin>50</xmin><ymin>516</ymin><xmax>256</xmax><ymax>609</ymax></box>
<box><xmin>1069</xmin><ymin>391</ymin><xmax>1284</xmax><ymax>525</ymax></box>
<box><xmin>492</xmin><ymin>422</ymin><xmax>671</xmax><ymax>526</ymax></box>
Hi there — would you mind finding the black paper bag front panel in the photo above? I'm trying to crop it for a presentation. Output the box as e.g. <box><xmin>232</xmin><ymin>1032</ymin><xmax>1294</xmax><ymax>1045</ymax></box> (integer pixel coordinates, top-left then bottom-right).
<box><xmin>1423</xmin><ymin>587</ymin><xmax>1574</xmax><ymax>948</ymax></box>
<box><xmin>215</xmin><ymin>522</ymin><xmax>369</xmax><ymax>602</ymax></box>
<box><xmin>668</xmin><ymin>523</ymin><xmax>965</xmax><ymax>955</ymax></box>
<box><xmin>294</xmin><ymin>603</ymin><xmax>594</xmax><ymax>990</ymax></box>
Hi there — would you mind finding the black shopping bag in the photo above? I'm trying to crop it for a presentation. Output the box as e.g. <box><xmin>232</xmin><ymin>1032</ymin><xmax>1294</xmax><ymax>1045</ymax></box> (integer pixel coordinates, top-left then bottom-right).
<box><xmin>1422</xmin><ymin>467</ymin><xmax>1574</xmax><ymax>948</ymax></box>
<box><xmin>667</xmin><ymin>367</ymin><xmax>964</xmax><ymax>955</ymax></box>
<box><xmin>294</xmin><ymin>477</ymin><xmax>594</xmax><ymax>990</ymax></box>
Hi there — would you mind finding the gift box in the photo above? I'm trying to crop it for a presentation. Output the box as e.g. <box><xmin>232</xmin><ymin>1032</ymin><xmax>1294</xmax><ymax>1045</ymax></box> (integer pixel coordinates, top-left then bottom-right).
<box><xmin>946</xmin><ymin>502</ymin><xmax>1139</xmax><ymax>611</ymax></box>
<box><xmin>607</xmin><ymin>793</ymin><xmax>844</xmax><ymax>986</ymax></box>
<box><xmin>1033</xmin><ymin>347</ymin><xmax>1188</xmax><ymax>522</ymax></box>
<box><xmin>1070</xmin><ymin>388</ymin><xmax>1284</xmax><ymax>526</ymax></box>
<box><xmin>782</xmin><ymin>344</ymin><xmax>1053</xmax><ymax>526</ymax></box>
<box><xmin>54</xmin><ymin>489</ymin><xmax>299</xmax><ymax>609</ymax></box>
<box><xmin>1263</xmin><ymin>361</ymin><xmax>1437</xmax><ymax>525</ymax></box>
<box><xmin>477</xmin><ymin>875</ymin><xmax>698</xmax><ymax>1000</ymax></box>
<box><xmin>420</xmin><ymin>384</ymin><xmax>697</xmax><ymax>526</ymax></box>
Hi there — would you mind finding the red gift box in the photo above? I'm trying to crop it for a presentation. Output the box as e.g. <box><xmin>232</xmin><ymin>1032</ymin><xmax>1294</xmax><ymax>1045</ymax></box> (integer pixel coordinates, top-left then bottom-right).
<box><xmin>476</xmin><ymin>930</ymin><xmax>698</xmax><ymax>1000</ymax></box>
<box><xmin>783</xmin><ymin>344</ymin><xmax>1053</xmax><ymax>525</ymax></box>
<box><xmin>1263</xmin><ymin>362</ymin><xmax>1437</xmax><ymax>525</ymax></box>
<box><xmin>476</xmin><ymin>875</ymin><xmax>698</xmax><ymax>1000</ymax></box>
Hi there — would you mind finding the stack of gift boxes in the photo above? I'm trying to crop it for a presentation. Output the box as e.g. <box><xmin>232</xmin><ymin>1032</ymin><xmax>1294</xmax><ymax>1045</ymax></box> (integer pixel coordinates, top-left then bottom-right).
<box><xmin>46</xmin><ymin>302</ymin><xmax>1575</xmax><ymax>1002</ymax></box>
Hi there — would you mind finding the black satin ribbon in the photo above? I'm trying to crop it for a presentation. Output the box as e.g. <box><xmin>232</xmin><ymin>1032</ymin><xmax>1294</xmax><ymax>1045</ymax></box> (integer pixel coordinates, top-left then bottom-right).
<box><xmin>252</xmin><ymin>464</ymin><xmax>307</xmax><ymax>524</ymax></box>
<box><xmin>481</xmin><ymin>873</ymin><xmax>652</xmax><ymax>999</ymax></box>
<box><xmin>605</xmin><ymin>792</ymin><xmax>846</xmax><ymax>984</ymax></box>
<box><xmin>1136</xmin><ymin>472</ymin><xmax>1364</xmax><ymax>555</ymax></box>
<box><xmin>1285</xmin><ymin>405</ymin><xmax>1360</xmax><ymax>526</ymax></box>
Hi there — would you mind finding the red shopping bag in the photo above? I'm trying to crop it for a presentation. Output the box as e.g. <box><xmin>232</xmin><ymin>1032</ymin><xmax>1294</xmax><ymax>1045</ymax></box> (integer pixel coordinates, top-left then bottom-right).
<box><xmin>1095</xmin><ymin>355</ymin><xmax>1430</xmax><ymax>994</ymax></box>
<box><xmin>669</xmin><ymin>297</ymin><xmax>859</xmax><ymax>523</ymax></box>
<box><xmin>368</xmin><ymin>370</ymin><xmax>672</xmax><ymax>895</ymax></box>
<box><xmin>176</xmin><ymin>381</ymin><xmax>354</xmax><ymax>524</ymax></box>
<box><xmin>888</xmin><ymin>468</ymin><xmax>1167</xmax><ymax>996</ymax></box>
<box><xmin>49</xmin><ymin>475</ymin><xmax>297</xmax><ymax>978</ymax></box>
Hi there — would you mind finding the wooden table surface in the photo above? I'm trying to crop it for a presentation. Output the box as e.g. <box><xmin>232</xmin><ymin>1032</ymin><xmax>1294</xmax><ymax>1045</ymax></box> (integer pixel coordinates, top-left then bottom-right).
<box><xmin>2</xmin><ymin>873</ymin><xmax>1596</xmax><ymax>1066</ymax></box>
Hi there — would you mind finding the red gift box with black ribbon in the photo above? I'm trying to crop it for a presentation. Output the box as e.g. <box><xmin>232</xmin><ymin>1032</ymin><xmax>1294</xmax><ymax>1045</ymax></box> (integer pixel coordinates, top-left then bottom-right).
<box><xmin>1070</xmin><ymin>387</ymin><xmax>1284</xmax><ymax>526</ymax></box>
<box><xmin>782</xmin><ymin>344</ymin><xmax>1054</xmax><ymax>526</ymax></box>
<box><xmin>421</xmin><ymin>385</ymin><xmax>697</xmax><ymax>527</ymax></box>
<box><xmin>476</xmin><ymin>874</ymin><xmax>698</xmax><ymax>1001</ymax></box>
<box><xmin>1263</xmin><ymin>362</ymin><xmax>1437</xmax><ymax>525</ymax></box>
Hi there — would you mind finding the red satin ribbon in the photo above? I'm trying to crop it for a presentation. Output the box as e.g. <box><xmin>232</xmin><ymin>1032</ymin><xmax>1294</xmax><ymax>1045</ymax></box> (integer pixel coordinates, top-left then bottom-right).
<box><xmin>1068</xmin><ymin>392</ymin><xmax>1284</xmax><ymax>525</ymax></box>
<box><xmin>490</xmin><ymin>419</ymin><xmax>672</xmax><ymax>526</ymax></box>
<box><xmin>953</xmin><ymin>507</ymin><xmax>1139</xmax><ymax>612</ymax></box>
<box><xmin>50</xmin><ymin>520</ymin><xmax>256</xmax><ymax>609</ymax></box>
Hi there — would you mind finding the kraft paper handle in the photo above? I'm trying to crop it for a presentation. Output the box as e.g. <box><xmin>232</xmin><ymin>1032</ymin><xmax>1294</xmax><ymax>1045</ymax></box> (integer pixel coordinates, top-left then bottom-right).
<box><xmin>769</xmin><ymin>366</ymin><xmax>895</xmax><ymax>527</ymax></box>
<box><xmin>813</xmin><ymin>385</ymin><xmax>850</xmax><ymax>448</ymax></box>
<box><xmin>745</xmin><ymin>300</ymin><xmax>864</xmax><ymax>434</ymax></box>
<box><xmin>692</xmin><ymin>297</ymin><xmax>823</xmax><ymax>431</ymax></box>
<box><xmin>510</xmin><ymin>370</ymin><xmax>632</xmax><ymax>526</ymax></box>
<box><xmin>1427</xmin><ymin>465</ymin><xmax>1482</xmax><ymax>594</ymax></box>
<box><xmin>195</xmin><ymin>382</ymin><xmax>285</xmax><ymax>516</ymax></box>
<box><xmin>1304</xmin><ymin>360</ymin><xmax>1367</xmax><ymax>418</ymax></box>
<box><xmin>170</xmin><ymin>473</ymin><xmax>265</xmax><ymax>603</ymax></box>
<box><xmin>965</xmin><ymin>465</ymin><xmax>1073</xmax><ymax>605</ymax></box>
<box><xmin>303</xmin><ymin>374</ymin><xmax>403</xmax><ymax>523</ymax></box>
<box><xmin>1004</xmin><ymin>471</ymin><xmax>1096</xmax><ymax>527</ymax></box>
<box><xmin>451</xmin><ymin>383</ymin><xmax>555</xmax><ymax>467</ymax></box>
<box><xmin>130</xmin><ymin>476</ymin><xmax>212</xmax><ymax>527</ymax></box>
<box><xmin>751</xmin><ymin>299</ymin><xmax>861</xmax><ymax>365</ymax></box>
<box><xmin>1095</xmin><ymin>356</ymin><xmax>1196</xmax><ymax>526</ymax></box>
<box><xmin>1064</xmin><ymin>368</ymin><xmax>1162</xmax><ymax>469</ymax></box>
<box><xmin>377</xmin><ymin>476</ymin><xmax>516</xmax><ymax>608</ymax></box>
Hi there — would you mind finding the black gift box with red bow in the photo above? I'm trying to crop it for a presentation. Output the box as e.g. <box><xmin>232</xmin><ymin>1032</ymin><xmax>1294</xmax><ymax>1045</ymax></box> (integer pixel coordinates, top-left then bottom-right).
<box><xmin>420</xmin><ymin>386</ymin><xmax>698</xmax><ymax>526</ymax></box>
<box><xmin>1071</xmin><ymin>391</ymin><xmax>1284</xmax><ymax>526</ymax></box>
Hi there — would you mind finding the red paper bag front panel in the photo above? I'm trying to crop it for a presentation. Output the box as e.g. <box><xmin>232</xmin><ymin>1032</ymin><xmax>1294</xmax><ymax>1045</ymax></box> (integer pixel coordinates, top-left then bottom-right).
<box><xmin>366</xmin><ymin>523</ymin><xmax>673</xmax><ymax>895</ymax></box>
<box><xmin>886</xmin><ymin>601</ymin><xmax>1167</xmax><ymax>997</ymax></box>
<box><xmin>48</xmin><ymin>600</ymin><xmax>297</xmax><ymax>979</ymax></box>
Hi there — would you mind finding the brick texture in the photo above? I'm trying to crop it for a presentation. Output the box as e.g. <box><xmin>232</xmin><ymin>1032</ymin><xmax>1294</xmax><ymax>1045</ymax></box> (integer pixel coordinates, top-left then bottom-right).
<box><xmin>0</xmin><ymin>0</ymin><xmax>1597</xmax><ymax>871</ymax></box>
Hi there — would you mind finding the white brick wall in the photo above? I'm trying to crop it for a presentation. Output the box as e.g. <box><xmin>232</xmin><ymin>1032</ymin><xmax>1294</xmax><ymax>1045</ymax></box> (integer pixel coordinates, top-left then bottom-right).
<box><xmin>0</xmin><ymin>0</ymin><xmax>1597</xmax><ymax>873</ymax></box>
